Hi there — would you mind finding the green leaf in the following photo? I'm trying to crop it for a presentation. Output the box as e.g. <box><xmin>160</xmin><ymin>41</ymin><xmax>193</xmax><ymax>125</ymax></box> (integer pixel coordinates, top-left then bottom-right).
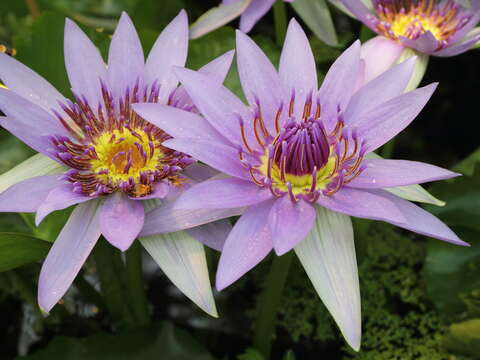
<box><xmin>282</xmin><ymin>350</ymin><xmax>296</xmax><ymax>360</ymax></box>
<box><xmin>237</xmin><ymin>348</ymin><xmax>265</xmax><ymax>360</ymax></box>
<box><xmin>0</xmin><ymin>233</ymin><xmax>50</xmax><ymax>272</ymax></box>
<box><xmin>17</xmin><ymin>322</ymin><xmax>214</xmax><ymax>360</ymax></box>
<box><xmin>443</xmin><ymin>318</ymin><xmax>480</xmax><ymax>356</ymax></box>
<box><xmin>453</xmin><ymin>146</ymin><xmax>480</xmax><ymax>176</ymax></box>
<box><xmin>131</xmin><ymin>0</ymin><xmax>187</xmax><ymax>33</ymax></box>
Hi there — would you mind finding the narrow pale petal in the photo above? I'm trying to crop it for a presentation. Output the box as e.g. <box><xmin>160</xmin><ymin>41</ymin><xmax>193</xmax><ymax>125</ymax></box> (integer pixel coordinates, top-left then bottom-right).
<box><xmin>35</xmin><ymin>184</ymin><xmax>93</xmax><ymax>225</ymax></box>
<box><xmin>38</xmin><ymin>199</ymin><xmax>102</xmax><ymax>313</ymax></box>
<box><xmin>108</xmin><ymin>13</ymin><xmax>144</xmax><ymax>98</ymax></box>
<box><xmin>0</xmin><ymin>153</ymin><xmax>65</xmax><ymax>193</ymax></box>
<box><xmin>140</xmin><ymin>231</ymin><xmax>218</xmax><ymax>317</ymax></box>
<box><xmin>318</xmin><ymin>41</ymin><xmax>361</xmax><ymax>131</ymax></box>
<box><xmin>316</xmin><ymin>187</ymin><xmax>406</xmax><ymax>224</ymax></box>
<box><xmin>354</xmin><ymin>83</ymin><xmax>438</xmax><ymax>152</ymax></box>
<box><xmin>279</xmin><ymin>19</ymin><xmax>318</xmax><ymax>118</ymax></box>
<box><xmin>236</xmin><ymin>30</ymin><xmax>286</xmax><ymax>131</ymax></box>
<box><xmin>239</xmin><ymin>0</ymin><xmax>276</xmax><ymax>33</ymax></box>
<box><xmin>189</xmin><ymin>0</ymin><xmax>253</xmax><ymax>39</ymax></box>
<box><xmin>186</xmin><ymin>219</ymin><xmax>232</xmax><ymax>251</ymax></box>
<box><xmin>0</xmin><ymin>52</ymin><xmax>66</xmax><ymax>113</ymax></box>
<box><xmin>141</xmin><ymin>201</ymin><xmax>243</xmax><ymax>236</ymax></box>
<box><xmin>99</xmin><ymin>192</ymin><xmax>145</xmax><ymax>251</ymax></box>
<box><xmin>400</xmin><ymin>31</ymin><xmax>437</xmax><ymax>54</ymax></box>
<box><xmin>268</xmin><ymin>196</ymin><xmax>316</xmax><ymax>255</ymax></box>
<box><xmin>182</xmin><ymin>163</ymin><xmax>219</xmax><ymax>182</ymax></box>
<box><xmin>0</xmin><ymin>175</ymin><xmax>63</xmax><ymax>213</ymax></box>
<box><xmin>216</xmin><ymin>200</ymin><xmax>275</xmax><ymax>290</ymax></box>
<box><xmin>359</xmin><ymin>36</ymin><xmax>405</xmax><ymax>84</ymax></box>
<box><xmin>347</xmin><ymin>159</ymin><xmax>460</xmax><ymax>189</ymax></box>
<box><xmin>145</xmin><ymin>10</ymin><xmax>188</xmax><ymax>103</ymax></box>
<box><xmin>64</xmin><ymin>19</ymin><xmax>108</xmax><ymax>108</ymax></box>
<box><xmin>376</xmin><ymin>190</ymin><xmax>468</xmax><ymax>246</ymax></box>
<box><xmin>174</xmin><ymin>178</ymin><xmax>271</xmax><ymax>209</ymax></box>
<box><xmin>163</xmin><ymin>138</ymin><xmax>249</xmax><ymax>179</ymax></box>
<box><xmin>435</xmin><ymin>32</ymin><xmax>480</xmax><ymax>57</ymax></box>
<box><xmin>338</xmin><ymin>0</ymin><xmax>376</xmax><ymax>30</ymax></box>
<box><xmin>295</xmin><ymin>206</ymin><xmax>361</xmax><ymax>351</ymax></box>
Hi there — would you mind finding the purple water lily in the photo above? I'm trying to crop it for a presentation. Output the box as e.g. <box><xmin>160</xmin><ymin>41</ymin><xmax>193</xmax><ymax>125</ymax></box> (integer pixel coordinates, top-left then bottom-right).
<box><xmin>0</xmin><ymin>11</ymin><xmax>237</xmax><ymax>316</ymax></box>
<box><xmin>134</xmin><ymin>19</ymin><xmax>466</xmax><ymax>349</ymax></box>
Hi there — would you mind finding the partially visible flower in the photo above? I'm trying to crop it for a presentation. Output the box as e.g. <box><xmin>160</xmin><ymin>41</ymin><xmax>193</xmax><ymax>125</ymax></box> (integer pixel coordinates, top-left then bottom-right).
<box><xmin>135</xmin><ymin>20</ymin><xmax>466</xmax><ymax>349</ymax></box>
<box><xmin>190</xmin><ymin>0</ymin><xmax>295</xmax><ymax>38</ymax></box>
<box><xmin>0</xmin><ymin>11</ymin><xmax>237</xmax><ymax>316</ymax></box>
<box><xmin>339</xmin><ymin>0</ymin><xmax>480</xmax><ymax>83</ymax></box>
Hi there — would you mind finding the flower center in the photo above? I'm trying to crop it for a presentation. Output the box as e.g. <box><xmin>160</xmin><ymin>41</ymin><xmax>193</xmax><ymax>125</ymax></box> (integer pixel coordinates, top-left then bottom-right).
<box><xmin>238</xmin><ymin>94</ymin><xmax>365</xmax><ymax>202</ymax></box>
<box><xmin>51</xmin><ymin>81</ymin><xmax>192</xmax><ymax>197</ymax></box>
<box><xmin>374</xmin><ymin>0</ymin><xmax>467</xmax><ymax>46</ymax></box>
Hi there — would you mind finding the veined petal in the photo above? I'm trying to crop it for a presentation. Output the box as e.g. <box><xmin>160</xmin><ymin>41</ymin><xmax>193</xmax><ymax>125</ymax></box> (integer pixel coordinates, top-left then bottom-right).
<box><xmin>435</xmin><ymin>32</ymin><xmax>480</xmax><ymax>57</ymax></box>
<box><xmin>35</xmin><ymin>184</ymin><xmax>93</xmax><ymax>225</ymax></box>
<box><xmin>269</xmin><ymin>196</ymin><xmax>316</xmax><ymax>255</ymax></box>
<box><xmin>38</xmin><ymin>199</ymin><xmax>102</xmax><ymax>313</ymax></box>
<box><xmin>280</xmin><ymin>18</ymin><xmax>318</xmax><ymax>119</ymax></box>
<box><xmin>163</xmin><ymin>138</ymin><xmax>249</xmax><ymax>179</ymax></box>
<box><xmin>295</xmin><ymin>206</ymin><xmax>361</xmax><ymax>351</ymax></box>
<box><xmin>353</xmin><ymin>83</ymin><xmax>438</xmax><ymax>152</ymax></box>
<box><xmin>108</xmin><ymin>12</ymin><xmax>144</xmax><ymax>99</ymax></box>
<box><xmin>239</xmin><ymin>0</ymin><xmax>276</xmax><ymax>33</ymax></box>
<box><xmin>0</xmin><ymin>175</ymin><xmax>63</xmax><ymax>213</ymax></box>
<box><xmin>174</xmin><ymin>178</ymin><xmax>272</xmax><ymax>209</ymax></box>
<box><xmin>99</xmin><ymin>192</ymin><xmax>145</xmax><ymax>251</ymax></box>
<box><xmin>186</xmin><ymin>219</ymin><xmax>232</xmax><ymax>251</ymax></box>
<box><xmin>236</xmin><ymin>30</ymin><xmax>286</xmax><ymax>131</ymax></box>
<box><xmin>141</xmin><ymin>201</ymin><xmax>243</xmax><ymax>236</ymax></box>
<box><xmin>140</xmin><ymin>231</ymin><xmax>218</xmax><ymax>317</ymax></box>
<box><xmin>216</xmin><ymin>199</ymin><xmax>275</xmax><ymax>290</ymax></box>
<box><xmin>64</xmin><ymin>19</ymin><xmax>108</xmax><ymax>109</ymax></box>
<box><xmin>145</xmin><ymin>10</ymin><xmax>188</xmax><ymax>103</ymax></box>
<box><xmin>0</xmin><ymin>153</ymin><xmax>65</xmax><ymax>193</ymax></box>
<box><xmin>317</xmin><ymin>187</ymin><xmax>406</xmax><ymax>224</ymax></box>
<box><xmin>347</xmin><ymin>159</ymin><xmax>460</xmax><ymax>189</ymax></box>
<box><xmin>0</xmin><ymin>53</ymin><xmax>66</xmax><ymax>113</ymax></box>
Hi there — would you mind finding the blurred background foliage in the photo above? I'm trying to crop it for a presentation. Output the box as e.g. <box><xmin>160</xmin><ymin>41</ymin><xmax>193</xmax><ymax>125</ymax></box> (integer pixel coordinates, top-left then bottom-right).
<box><xmin>1</xmin><ymin>0</ymin><xmax>480</xmax><ymax>359</ymax></box>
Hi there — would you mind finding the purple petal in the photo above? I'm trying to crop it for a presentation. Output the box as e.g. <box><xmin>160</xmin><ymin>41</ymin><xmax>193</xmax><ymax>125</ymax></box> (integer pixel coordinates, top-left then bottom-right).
<box><xmin>279</xmin><ymin>19</ymin><xmax>318</xmax><ymax>119</ymax></box>
<box><xmin>216</xmin><ymin>199</ymin><xmax>275</xmax><ymax>290</ymax></box>
<box><xmin>339</xmin><ymin>0</ymin><xmax>377</xmax><ymax>30</ymax></box>
<box><xmin>38</xmin><ymin>200</ymin><xmax>102</xmax><ymax>313</ymax></box>
<box><xmin>0</xmin><ymin>53</ymin><xmax>66</xmax><ymax>113</ymax></box>
<box><xmin>174</xmin><ymin>67</ymin><xmax>251</xmax><ymax>146</ymax></box>
<box><xmin>399</xmin><ymin>31</ymin><xmax>438</xmax><ymax>54</ymax></box>
<box><xmin>344</xmin><ymin>56</ymin><xmax>416</xmax><ymax>124</ymax></box>
<box><xmin>182</xmin><ymin>163</ymin><xmax>219</xmax><ymax>182</ymax></box>
<box><xmin>318</xmin><ymin>41</ymin><xmax>361</xmax><ymax>131</ymax></box>
<box><xmin>141</xmin><ymin>201</ymin><xmax>243</xmax><ymax>236</ymax></box>
<box><xmin>435</xmin><ymin>31</ymin><xmax>480</xmax><ymax>57</ymax></box>
<box><xmin>64</xmin><ymin>19</ymin><xmax>107</xmax><ymax>109</ymax></box>
<box><xmin>0</xmin><ymin>175</ymin><xmax>63</xmax><ymax>213</ymax></box>
<box><xmin>187</xmin><ymin>219</ymin><xmax>232</xmax><ymax>251</ymax></box>
<box><xmin>99</xmin><ymin>192</ymin><xmax>145</xmax><ymax>251</ymax></box>
<box><xmin>145</xmin><ymin>10</ymin><xmax>188</xmax><ymax>103</ymax></box>
<box><xmin>129</xmin><ymin>182</ymin><xmax>170</xmax><ymax>200</ymax></box>
<box><xmin>373</xmin><ymin>190</ymin><xmax>468</xmax><ymax>246</ymax></box>
<box><xmin>174</xmin><ymin>177</ymin><xmax>271</xmax><ymax>209</ymax></box>
<box><xmin>36</xmin><ymin>183</ymin><xmax>93</xmax><ymax>225</ymax></box>
<box><xmin>353</xmin><ymin>83</ymin><xmax>438</xmax><ymax>152</ymax></box>
<box><xmin>172</xmin><ymin>50</ymin><xmax>235</xmax><ymax>109</ymax></box>
<box><xmin>347</xmin><ymin>159</ymin><xmax>460</xmax><ymax>189</ymax></box>
<box><xmin>163</xmin><ymin>138</ymin><xmax>249</xmax><ymax>179</ymax></box>
<box><xmin>269</xmin><ymin>196</ymin><xmax>316</xmax><ymax>255</ymax></box>
<box><xmin>132</xmin><ymin>104</ymin><xmax>225</xmax><ymax>143</ymax></box>
<box><xmin>239</xmin><ymin>0</ymin><xmax>276</xmax><ymax>33</ymax></box>
<box><xmin>236</xmin><ymin>30</ymin><xmax>286</xmax><ymax>132</ymax></box>
<box><xmin>448</xmin><ymin>3</ymin><xmax>480</xmax><ymax>43</ymax></box>
<box><xmin>108</xmin><ymin>12</ymin><xmax>144</xmax><ymax>99</ymax></box>
<box><xmin>294</xmin><ymin>206</ymin><xmax>361</xmax><ymax>351</ymax></box>
<box><xmin>359</xmin><ymin>36</ymin><xmax>405</xmax><ymax>85</ymax></box>
<box><xmin>317</xmin><ymin>187</ymin><xmax>406</xmax><ymax>224</ymax></box>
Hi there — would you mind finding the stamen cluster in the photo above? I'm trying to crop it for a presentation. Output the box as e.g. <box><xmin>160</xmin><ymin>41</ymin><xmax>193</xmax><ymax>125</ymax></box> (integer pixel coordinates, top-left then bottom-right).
<box><xmin>238</xmin><ymin>94</ymin><xmax>366</xmax><ymax>203</ymax></box>
<box><xmin>50</xmin><ymin>81</ymin><xmax>193</xmax><ymax>198</ymax></box>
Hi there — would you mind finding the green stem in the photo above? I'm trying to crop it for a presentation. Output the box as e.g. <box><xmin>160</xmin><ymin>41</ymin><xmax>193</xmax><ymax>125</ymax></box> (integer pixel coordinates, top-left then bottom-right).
<box><xmin>254</xmin><ymin>252</ymin><xmax>293</xmax><ymax>359</ymax></box>
<box><xmin>125</xmin><ymin>241</ymin><xmax>150</xmax><ymax>326</ymax></box>
<box><xmin>273</xmin><ymin>0</ymin><xmax>287</xmax><ymax>46</ymax></box>
<box><xmin>93</xmin><ymin>238</ymin><xmax>135</xmax><ymax>329</ymax></box>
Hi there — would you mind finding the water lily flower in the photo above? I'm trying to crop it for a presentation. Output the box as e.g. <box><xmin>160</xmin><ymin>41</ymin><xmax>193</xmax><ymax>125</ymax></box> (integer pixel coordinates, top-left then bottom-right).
<box><xmin>0</xmin><ymin>11</ymin><xmax>238</xmax><ymax>316</ymax></box>
<box><xmin>134</xmin><ymin>19</ymin><xmax>466</xmax><ymax>350</ymax></box>
<box><xmin>190</xmin><ymin>0</ymin><xmax>295</xmax><ymax>38</ymax></box>
<box><xmin>339</xmin><ymin>0</ymin><xmax>480</xmax><ymax>81</ymax></box>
